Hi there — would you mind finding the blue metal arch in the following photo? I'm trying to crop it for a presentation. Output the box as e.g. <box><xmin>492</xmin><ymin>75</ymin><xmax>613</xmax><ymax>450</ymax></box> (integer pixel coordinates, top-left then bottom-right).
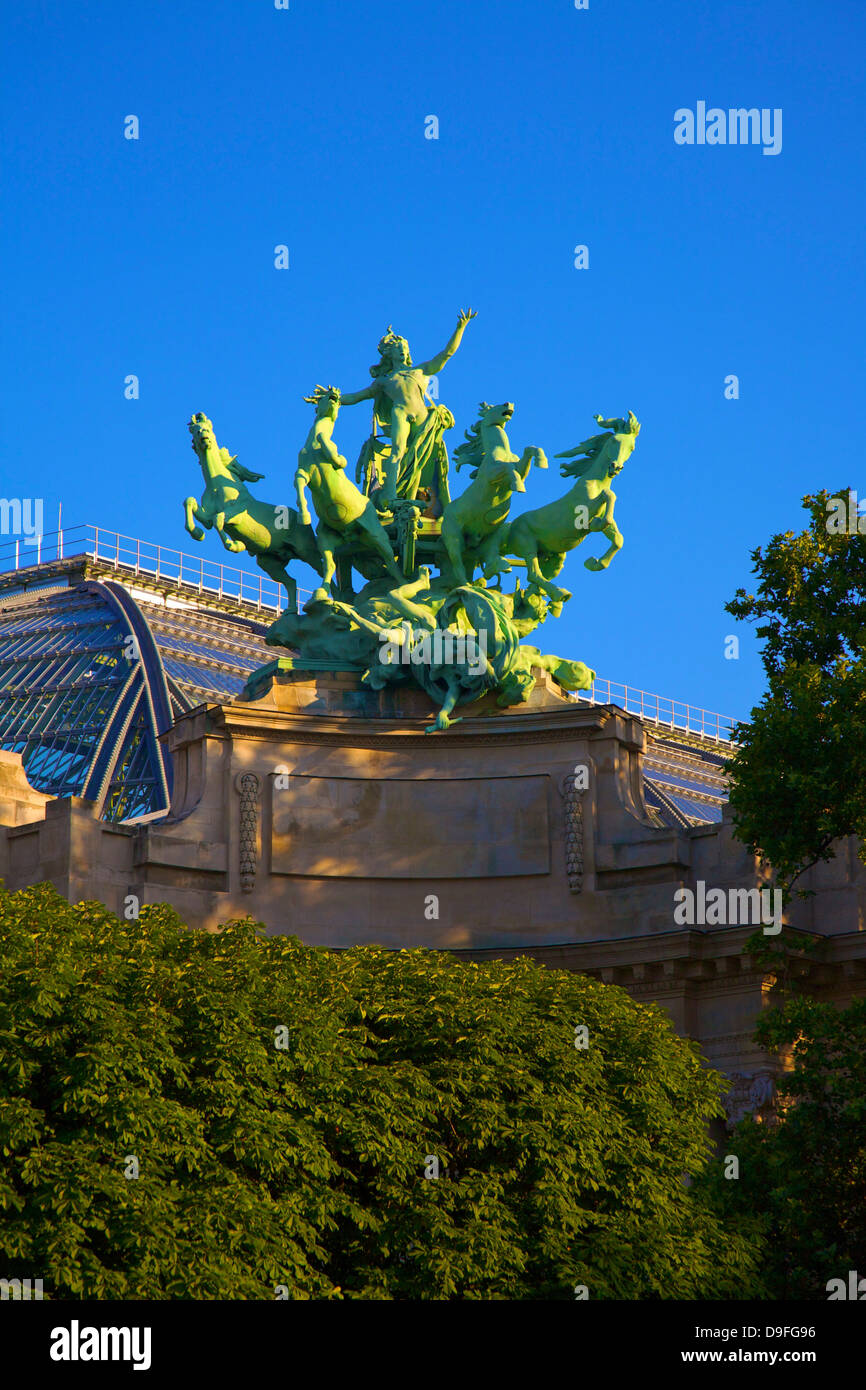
<box><xmin>78</xmin><ymin>581</ymin><xmax>174</xmax><ymax>816</ymax></box>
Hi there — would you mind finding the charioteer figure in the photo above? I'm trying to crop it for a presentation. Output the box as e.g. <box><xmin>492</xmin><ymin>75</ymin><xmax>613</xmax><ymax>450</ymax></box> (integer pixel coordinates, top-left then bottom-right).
<box><xmin>338</xmin><ymin>309</ymin><xmax>476</xmax><ymax>513</ymax></box>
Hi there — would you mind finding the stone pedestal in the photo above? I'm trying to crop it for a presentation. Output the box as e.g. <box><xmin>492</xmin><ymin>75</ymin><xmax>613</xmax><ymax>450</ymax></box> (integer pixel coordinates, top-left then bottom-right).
<box><xmin>160</xmin><ymin>667</ymin><xmax>662</xmax><ymax>949</ymax></box>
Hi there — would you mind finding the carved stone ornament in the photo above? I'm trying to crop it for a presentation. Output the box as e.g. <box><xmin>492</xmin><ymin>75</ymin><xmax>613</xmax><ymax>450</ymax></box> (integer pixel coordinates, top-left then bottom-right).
<box><xmin>235</xmin><ymin>771</ymin><xmax>261</xmax><ymax>892</ymax></box>
<box><xmin>558</xmin><ymin>770</ymin><xmax>587</xmax><ymax>893</ymax></box>
<box><xmin>723</xmin><ymin>1070</ymin><xmax>776</xmax><ymax>1129</ymax></box>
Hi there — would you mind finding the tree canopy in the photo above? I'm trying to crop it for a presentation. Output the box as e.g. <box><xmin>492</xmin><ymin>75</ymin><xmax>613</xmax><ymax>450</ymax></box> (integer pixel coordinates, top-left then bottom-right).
<box><xmin>700</xmin><ymin>992</ymin><xmax>866</xmax><ymax>1300</ymax></box>
<box><xmin>725</xmin><ymin>487</ymin><xmax>866</xmax><ymax>893</ymax></box>
<box><xmin>0</xmin><ymin>883</ymin><xmax>758</xmax><ymax>1299</ymax></box>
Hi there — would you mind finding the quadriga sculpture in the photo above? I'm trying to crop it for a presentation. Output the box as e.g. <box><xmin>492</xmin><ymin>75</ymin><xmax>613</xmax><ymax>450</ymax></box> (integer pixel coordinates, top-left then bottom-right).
<box><xmin>182</xmin><ymin>310</ymin><xmax>642</xmax><ymax>732</ymax></box>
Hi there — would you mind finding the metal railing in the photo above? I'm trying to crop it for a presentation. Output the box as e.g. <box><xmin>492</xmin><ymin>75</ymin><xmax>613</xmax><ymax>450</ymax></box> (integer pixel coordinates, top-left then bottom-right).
<box><xmin>0</xmin><ymin>523</ymin><xmax>314</xmax><ymax>613</ymax></box>
<box><xmin>0</xmin><ymin>523</ymin><xmax>738</xmax><ymax>739</ymax></box>
<box><xmin>574</xmin><ymin>678</ymin><xmax>736</xmax><ymax>743</ymax></box>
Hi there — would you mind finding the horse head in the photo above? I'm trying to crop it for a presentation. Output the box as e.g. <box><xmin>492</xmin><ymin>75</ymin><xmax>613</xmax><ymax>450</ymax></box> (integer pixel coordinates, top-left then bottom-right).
<box><xmin>188</xmin><ymin>412</ymin><xmax>248</xmax><ymax>486</ymax></box>
<box><xmin>303</xmin><ymin>384</ymin><xmax>341</xmax><ymax>419</ymax></box>
<box><xmin>189</xmin><ymin>412</ymin><xmax>225</xmax><ymax>475</ymax></box>
<box><xmin>455</xmin><ymin>402</ymin><xmax>524</xmax><ymax>490</ymax></box>
<box><xmin>478</xmin><ymin>400</ymin><xmax>515</xmax><ymax>429</ymax></box>
<box><xmin>188</xmin><ymin>411</ymin><xmax>215</xmax><ymax>455</ymax></box>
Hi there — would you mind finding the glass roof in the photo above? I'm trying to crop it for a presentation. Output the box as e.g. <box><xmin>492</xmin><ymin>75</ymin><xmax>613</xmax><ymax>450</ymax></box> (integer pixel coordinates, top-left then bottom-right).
<box><xmin>0</xmin><ymin>574</ymin><xmax>275</xmax><ymax>823</ymax></box>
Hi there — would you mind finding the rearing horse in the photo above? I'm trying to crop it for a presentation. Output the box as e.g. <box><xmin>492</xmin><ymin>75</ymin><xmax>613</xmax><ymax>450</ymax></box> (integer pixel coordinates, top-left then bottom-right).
<box><xmin>439</xmin><ymin>401</ymin><xmax>547</xmax><ymax>587</ymax></box>
<box><xmin>184</xmin><ymin>412</ymin><xmax>323</xmax><ymax>612</ymax></box>
<box><xmin>499</xmin><ymin>411</ymin><xmax>640</xmax><ymax>609</ymax></box>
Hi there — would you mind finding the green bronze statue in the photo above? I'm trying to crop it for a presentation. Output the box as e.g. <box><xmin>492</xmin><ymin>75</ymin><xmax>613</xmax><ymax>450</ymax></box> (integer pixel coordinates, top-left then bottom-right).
<box><xmin>339</xmin><ymin>309</ymin><xmax>476</xmax><ymax>508</ymax></box>
<box><xmin>441</xmin><ymin>401</ymin><xmax>547</xmax><ymax>587</ymax></box>
<box><xmin>185</xmin><ymin>412</ymin><xmax>322</xmax><ymax>613</ymax></box>
<box><xmin>499</xmin><ymin>410</ymin><xmax>641</xmax><ymax>610</ymax></box>
<box><xmin>183</xmin><ymin>312</ymin><xmax>642</xmax><ymax>732</ymax></box>
<box><xmin>294</xmin><ymin>386</ymin><xmax>404</xmax><ymax>597</ymax></box>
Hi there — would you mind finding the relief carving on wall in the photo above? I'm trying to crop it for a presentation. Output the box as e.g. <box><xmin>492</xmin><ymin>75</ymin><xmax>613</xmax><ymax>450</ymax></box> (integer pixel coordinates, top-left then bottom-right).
<box><xmin>558</xmin><ymin>766</ymin><xmax>588</xmax><ymax>894</ymax></box>
<box><xmin>235</xmin><ymin>771</ymin><xmax>261</xmax><ymax>893</ymax></box>
<box><xmin>723</xmin><ymin>1070</ymin><xmax>776</xmax><ymax>1129</ymax></box>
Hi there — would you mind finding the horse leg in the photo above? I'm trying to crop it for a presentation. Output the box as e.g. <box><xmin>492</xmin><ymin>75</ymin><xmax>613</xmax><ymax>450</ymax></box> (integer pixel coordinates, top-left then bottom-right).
<box><xmin>479</xmin><ymin>531</ymin><xmax>509</xmax><ymax>582</ymax></box>
<box><xmin>213</xmin><ymin>512</ymin><xmax>245</xmax><ymax>553</ymax></box>
<box><xmin>283</xmin><ymin>575</ymin><xmax>298</xmax><ymax>612</ymax></box>
<box><xmin>184</xmin><ymin>498</ymin><xmax>207</xmax><ymax>542</ymax></box>
<box><xmin>441</xmin><ymin>515</ymin><xmax>469</xmax><ymax>587</ymax></box>
<box><xmin>290</xmin><ymin>522</ymin><xmax>325</xmax><ymax>577</ymax></box>
<box><xmin>356</xmin><ymin>505</ymin><xmax>404</xmax><ymax>582</ymax></box>
<box><xmin>517</xmin><ymin>445</ymin><xmax>547</xmax><ymax>485</ymax></box>
<box><xmin>585</xmin><ymin>521</ymin><xmax>623</xmax><ymax>571</ymax></box>
<box><xmin>523</xmin><ymin>541</ymin><xmax>572</xmax><ymax>606</ymax></box>
<box><xmin>256</xmin><ymin>551</ymin><xmax>298</xmax><ymax>614</ymax></box>
<box><xmin>314</xmin><ymin>524</ymin><xmax>339</xmax><ymax>598</ymax></box>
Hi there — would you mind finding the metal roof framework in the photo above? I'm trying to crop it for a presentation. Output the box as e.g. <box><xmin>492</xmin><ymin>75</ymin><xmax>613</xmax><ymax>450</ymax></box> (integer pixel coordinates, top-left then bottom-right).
<box><xmin>0</xmin><ymin>554</ymin><xmax>277</xmax><ymax>823</ymax></box>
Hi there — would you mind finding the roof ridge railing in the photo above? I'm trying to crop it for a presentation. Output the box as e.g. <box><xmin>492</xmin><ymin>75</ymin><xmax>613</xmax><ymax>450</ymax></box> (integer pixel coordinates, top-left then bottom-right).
<box><xmin>0</xmin><ymin>522</ymin><xmax>739</xmax><ymax>742</ymax></box>
<box><xmin>573</xmin><ymin>680</ymin><xmax>736</xmax><ymax>743</ymax></box>
<box><xmin>0</xmin><ymin>522</ymin><xmax>314</xmax><ymax>614</ymax></box>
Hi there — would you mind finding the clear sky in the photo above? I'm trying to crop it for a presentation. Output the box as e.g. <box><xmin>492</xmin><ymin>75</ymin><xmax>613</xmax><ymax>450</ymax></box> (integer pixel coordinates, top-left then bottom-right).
<box><xmin>3</xmin><ymin>0</ymin><xmax>864</xmax><ymax>721</ymax></box>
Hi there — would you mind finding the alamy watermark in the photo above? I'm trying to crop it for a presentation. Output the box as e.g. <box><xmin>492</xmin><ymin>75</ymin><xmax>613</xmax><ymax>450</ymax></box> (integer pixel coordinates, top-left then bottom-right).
<box><xmin>50</xmin><ymin>1322</ymin><xmax>152</xmax><ymax>1370</ymax></box>
<box><xmin>825</xmin><ymin>490</ymin><xmax>866</xmax><ymax>534</ymax></box>
<box><xmin>674</xmin><ymin>882</ymin><xmax>782</xmax><ymax>934</ymax></box>
<box><xmin>674</xmin><ymin>103</ymin><xmax>782</xmax><ymax>156</ymax></box>
<box><xmin>0</xmin><ymin>497</ymin><xmax>43</xmax><ymax>540</ymax></box>
<box><xmin>378</xmin><ymin>621</ymin><xmax>487</xmax><ymax>675</ymax></box>
<box><xmin>827</xmin><ymin>1270</ymin><xmax>866</xmax><ymax>1300</ymax></box>
<box><xmin>0</xmin><ymin>1276</ymin><xmax>43</xmax><ymax>1300</ymax></box>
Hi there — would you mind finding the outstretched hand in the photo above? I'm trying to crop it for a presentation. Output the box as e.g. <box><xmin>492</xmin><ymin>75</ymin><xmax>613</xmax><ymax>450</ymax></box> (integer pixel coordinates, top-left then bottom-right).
<box><xmin>457</xmin><ymin>308</ymin><xmax>477</xmax><ymax>328</ymax></box>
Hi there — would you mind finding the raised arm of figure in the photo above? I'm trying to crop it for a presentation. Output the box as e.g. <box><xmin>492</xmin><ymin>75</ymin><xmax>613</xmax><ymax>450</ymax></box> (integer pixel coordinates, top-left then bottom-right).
<box><xmin>339</xmin><ymin>382</ymin><xmax>380</xmax><ymax>408</ymax></box>
<box><xmin>417</xmin><ymin>308</ymin><xmax>477</xmax><ymax>375</ymax></box>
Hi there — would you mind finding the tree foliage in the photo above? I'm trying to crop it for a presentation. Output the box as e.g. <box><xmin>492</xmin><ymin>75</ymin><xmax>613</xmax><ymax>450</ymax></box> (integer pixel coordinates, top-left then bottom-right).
<box><xmin>725</xmin><ymin>487</ymin><xmax>866</xmax><ymax>892</ymax></box>
<box><xmin>700</xmin><ymin>995</ymin><xmax>866</xmax><ymax>1300</ymax></box>
<box><xmin>0</xmin><ymin>883</ymin><xmax>759</xmax><ymax>1299</ymax></box>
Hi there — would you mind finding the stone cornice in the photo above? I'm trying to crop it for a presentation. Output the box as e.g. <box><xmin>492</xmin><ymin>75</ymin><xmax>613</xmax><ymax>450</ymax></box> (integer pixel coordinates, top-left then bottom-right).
<box><xmin>452</xmin><ymin>926</ymin><xmax>866</xmax><ymax>982</ymax></box>
<box><xmin>167</xmin><ymin>697</ymin><xmax>641</xmax><ymax>751</ymax></box>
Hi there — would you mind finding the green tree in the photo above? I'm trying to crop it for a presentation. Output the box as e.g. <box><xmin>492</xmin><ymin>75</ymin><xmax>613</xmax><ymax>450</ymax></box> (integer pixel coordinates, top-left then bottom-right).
<box><xmin>725</xmin><ymin>487</ymin><xmax>866</xmax><ymax>894</ymax></box>
<box><xmin>0</xmin><ymin>883</ymin><xmax>759</xmax><ymax>1300</ymax></box>
<box><xmin>699</xmin><ymin>995</ymin><xmax>866</xmax><ymax>1300</ymax></box>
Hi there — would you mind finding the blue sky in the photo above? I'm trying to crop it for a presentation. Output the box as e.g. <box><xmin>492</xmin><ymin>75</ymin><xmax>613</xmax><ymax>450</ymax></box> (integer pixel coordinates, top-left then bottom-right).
<box><xmin>3</xmin><ymin>0</ymin><xmax>864</xmax><ymax>721</ymax></box>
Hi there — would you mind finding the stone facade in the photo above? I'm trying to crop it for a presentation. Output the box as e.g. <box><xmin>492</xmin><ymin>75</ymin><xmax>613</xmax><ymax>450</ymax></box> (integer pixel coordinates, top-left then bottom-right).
<box><xmin>2</xmin><ymin>670</ymin><xmax>865</xmax><ymax>1121</ymax></box>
